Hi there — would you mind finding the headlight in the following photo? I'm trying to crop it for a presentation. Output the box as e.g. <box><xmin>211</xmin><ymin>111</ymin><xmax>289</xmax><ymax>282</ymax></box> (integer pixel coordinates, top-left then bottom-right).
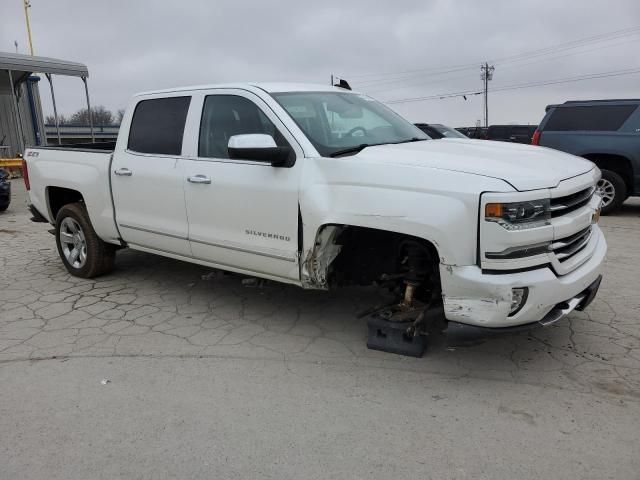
<box><xmin>485</xmin><ymin>199</ymin><xmax>550</xmax><ymax>230</ymax></box>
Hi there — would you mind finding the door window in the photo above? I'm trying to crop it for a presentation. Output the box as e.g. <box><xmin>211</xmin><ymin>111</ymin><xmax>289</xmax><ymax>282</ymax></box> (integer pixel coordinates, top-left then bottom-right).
<box><xmin>199</xmin><ymin>95</ymin><xmax>290</xmax><ymax>159</ymax></box>
<box><xmin>127</xmin><ymin>96</ymin><xmax>191</xmax><ymax>155</ymax></box>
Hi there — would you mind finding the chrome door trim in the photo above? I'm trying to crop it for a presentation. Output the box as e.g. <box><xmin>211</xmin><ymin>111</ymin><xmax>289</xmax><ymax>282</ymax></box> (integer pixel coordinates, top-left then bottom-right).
<box><xmin>120</xmin><ymin>224</ymin><xmax>297</xmax><ymax>263</ymax></box>
<box><xmin>190</xmin><ymin>236</ymin><xmax>297</xmax><ymax>263</ymax></box>
<box><xmin>118</xmin><ymin>223</ymin><xmax>188</xmax><ymax>240</ymax></box>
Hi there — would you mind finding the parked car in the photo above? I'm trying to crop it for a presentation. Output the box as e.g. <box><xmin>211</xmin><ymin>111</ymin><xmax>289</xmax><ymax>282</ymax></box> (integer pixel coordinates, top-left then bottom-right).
<box><xmin>0</xmin><ymin>168</ymin><xmax>10</xmax><ymax>211</ymax></box>
<box><xmin>23</xmin><ymin>83</ymin><xmax>605</xmax><ymax>356</ymax></box>
<box><xmin>456</xmin><ymin>126</ymin><xmax>487</xmax><ymax>139</ymax></box>
<box><xmin>414</xmin><ymin>123</ymin><xmax>468</xmax><ymax>139</ymax></box>
<box><xmin>486</xmin><ymin>125</ymin><xmax>537</xmax><ymax>144</ymax></box>
<box><xmin>533</xmin><ymin>99</ymin><xmax>640</xmax><ymax>214</ymax></box>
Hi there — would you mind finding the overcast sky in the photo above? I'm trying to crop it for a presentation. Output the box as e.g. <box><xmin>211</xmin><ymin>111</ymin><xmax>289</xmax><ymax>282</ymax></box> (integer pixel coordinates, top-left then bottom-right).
<box><xmin>2</xmin><ymin>0</ymin><xmax>639</xmax><ymax>126</ymax></box>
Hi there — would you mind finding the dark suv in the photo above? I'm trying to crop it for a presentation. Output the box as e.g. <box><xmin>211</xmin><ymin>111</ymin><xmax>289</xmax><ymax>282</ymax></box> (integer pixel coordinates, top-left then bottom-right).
<box><xmin>487</xmin><ymin>125</ymin><xmax>537</xmax><ymax>144</ymax></box>
<box><xmin>0</xmin><ymin>168</ymin><xmax>10</xmax><ymax>212</ymax></box>
<box><xmin>533</xmin><ymin>99</ymin><xmax>640</xmax><ymax>214</ymax></box>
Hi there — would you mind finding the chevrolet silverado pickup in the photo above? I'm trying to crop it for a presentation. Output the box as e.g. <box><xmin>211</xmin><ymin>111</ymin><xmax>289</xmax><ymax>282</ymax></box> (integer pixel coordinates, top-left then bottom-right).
<box><xmin>23</xmin><ymin>83</ymin><xmax>606</xmax><ymax>354</ymax></box>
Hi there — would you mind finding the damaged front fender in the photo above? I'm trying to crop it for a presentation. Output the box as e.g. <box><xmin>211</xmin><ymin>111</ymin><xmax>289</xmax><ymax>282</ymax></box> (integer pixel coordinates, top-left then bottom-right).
<box><xmin>300</xmin><ymin>225</ymin><xmax>343</xmax><ymax>290</ymax></box>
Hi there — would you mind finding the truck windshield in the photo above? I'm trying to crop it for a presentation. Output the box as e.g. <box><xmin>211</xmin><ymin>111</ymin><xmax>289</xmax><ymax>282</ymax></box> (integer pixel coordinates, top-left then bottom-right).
<box><xmin>271</xmin><ymin>91</ymin><xmax>428</xmax><ymax>157</ymax></box>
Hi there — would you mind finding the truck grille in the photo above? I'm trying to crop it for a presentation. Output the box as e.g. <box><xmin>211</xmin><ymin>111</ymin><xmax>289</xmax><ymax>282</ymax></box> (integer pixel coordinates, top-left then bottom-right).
<box><xmin>550</xmin><ymin>226</ymin><xmax>592</xmax><ymax>262</ymax></box>
<box><xmin>550</xmin><ymin>187</ymin><xmax>595</xmax><ymax>217</ymax></box>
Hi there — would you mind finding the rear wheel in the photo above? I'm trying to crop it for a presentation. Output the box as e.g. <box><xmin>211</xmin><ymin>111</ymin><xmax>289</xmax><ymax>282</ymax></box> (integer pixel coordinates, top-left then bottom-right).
<box><xmin>597</xmin><ymin>169</ymin><xmax>626</xmax><ymax>215</ymax></box>
<box><xmin>55</xmin><ymin>203</ymin><xmax>115</xmax><ymax>278</ymax></box>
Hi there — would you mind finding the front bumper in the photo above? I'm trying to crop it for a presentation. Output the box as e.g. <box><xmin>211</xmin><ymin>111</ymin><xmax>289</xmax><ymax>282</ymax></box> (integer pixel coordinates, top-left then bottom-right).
<box><xmin>446</xmin><ymin>275</ymin><xmax>601</xmax><ymax>342</ymax></box>
<box><xmin>440</xmin><ymin>225</ymin><xmax>606</xmax><ymax>329</ymax></box>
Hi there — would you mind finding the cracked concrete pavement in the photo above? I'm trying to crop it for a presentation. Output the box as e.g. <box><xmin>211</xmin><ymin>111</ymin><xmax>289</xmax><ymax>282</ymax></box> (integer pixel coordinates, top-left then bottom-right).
<box><xmin>1</xmin><ymin>181</ymin><xmax>639</xmax><ymax>479</ymax></box>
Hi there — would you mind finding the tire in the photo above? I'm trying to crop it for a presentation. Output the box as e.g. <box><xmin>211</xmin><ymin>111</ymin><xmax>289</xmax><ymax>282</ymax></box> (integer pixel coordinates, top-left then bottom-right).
<box><xmin>0</xmin><ymin>204</ymin><xmax>8</xmax><ymax>212</ymax></box>
<box><xmin>597</xmin><ymin>169</ymin><xmax>626</xmax><ymax>215</ymax></box>
<box><xmin>55</xmin><ymin>202</ymin><xmax>115</xmax><ymax>278</ymax></box>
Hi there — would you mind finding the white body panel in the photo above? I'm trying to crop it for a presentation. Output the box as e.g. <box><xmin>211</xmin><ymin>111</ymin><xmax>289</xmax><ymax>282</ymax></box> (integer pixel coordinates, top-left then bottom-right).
<box><xmin>25</xmin><ymin>82</ymin><xmax>607</xmax><ymax>330</ymax></box>
<box><xmin>24</xmin><ymin>148</ymin><xmax>120</xmax><ymax>243</ymax></box>
<box><xmin>178</xmin><ymin>89</ymin><xmax>304</xmax><ymax>281</ymax></box>
<box><xmin>110</xmin><ymin>152</ymin><xmax>191</xmax><ymax>257</ymax></box>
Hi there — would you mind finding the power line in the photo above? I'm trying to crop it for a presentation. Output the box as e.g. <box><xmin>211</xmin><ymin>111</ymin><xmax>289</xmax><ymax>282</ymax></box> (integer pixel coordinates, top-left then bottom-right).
<box><xmin>364</xmin><ymin>36</ymin><xmax>640</xmax><ymax>95</ymax></box>
<box><xmin>358</xmin><ymin>29</ymin><xmax>640</xmax><ymax>91</ymax></box>
<box><xmin>343</xmin><ymin>25</ymin><xmax>640</xmax><ymax>87</ymax></box>
<box><xmin>384</xmin><ymin>67</ymin><xmax>640</xmax><ymax>105</ymax></box>
<box><xmin>491</xmin><ymin>68</ymin><xmax>640</xmax><ymax>94</ymax></box>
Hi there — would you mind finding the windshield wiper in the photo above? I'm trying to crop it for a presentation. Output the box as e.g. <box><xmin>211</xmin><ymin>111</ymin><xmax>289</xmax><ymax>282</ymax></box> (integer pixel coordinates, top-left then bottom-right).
<box><xmin>328</xmin><ymin>137</ymin><xmax>427</xmax><ymax>158</ymax></box>
<box><xmin>328</xmin><ymin>144</ymin><xmax>371</xmax><ymax>157</ymax></box>
<box><xmin>391</xmin><ymin>137</ymin><xmax>428</xmax><ymax>144</ymax></box>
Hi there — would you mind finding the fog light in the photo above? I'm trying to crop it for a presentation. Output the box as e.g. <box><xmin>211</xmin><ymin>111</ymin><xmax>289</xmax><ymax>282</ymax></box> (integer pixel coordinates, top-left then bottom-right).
<box><xmin>509</xmin><ymin>287</ymin><xmax>528</xmax><ymax>316</ymax></box>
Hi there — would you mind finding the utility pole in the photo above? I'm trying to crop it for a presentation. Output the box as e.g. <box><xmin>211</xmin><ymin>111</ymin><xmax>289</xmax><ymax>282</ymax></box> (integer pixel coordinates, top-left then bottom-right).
<box><xmin>481</xmin><ymin>62</ymin><xmax>494</xmax><ymax>127</ymax></box>
<box><xmin>23</xmin><ymin>0</ymin><xmax>34</xmax><ymax>55</ymax></box>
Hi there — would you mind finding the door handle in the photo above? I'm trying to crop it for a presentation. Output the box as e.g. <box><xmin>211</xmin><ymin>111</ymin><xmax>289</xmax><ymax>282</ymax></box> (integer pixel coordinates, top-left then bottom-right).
<box><xmin>114</xmin><ymin>168</ymin><xmax>133</xmax><ymax>176</ymax></box>
<box><xmin>187</xmin><ymin>175</ymin><xmax>211</xmax><ymax>184</ymax></box>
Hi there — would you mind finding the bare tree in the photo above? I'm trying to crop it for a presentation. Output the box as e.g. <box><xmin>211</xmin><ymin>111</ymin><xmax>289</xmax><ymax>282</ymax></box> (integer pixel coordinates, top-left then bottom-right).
<box><xmin>45</xmin><ymin>114</ymin><xmax>67</xmax><ymax>125</ymax></box>
<box><xmin>69</xmin><ymin>106</ymin><xmax>114</xmax><ymax>126</ymax></box>
<box><xmin>116</xmin><ymin>109</ymin><xmax>125</xmax><ymax>125</ymax></box>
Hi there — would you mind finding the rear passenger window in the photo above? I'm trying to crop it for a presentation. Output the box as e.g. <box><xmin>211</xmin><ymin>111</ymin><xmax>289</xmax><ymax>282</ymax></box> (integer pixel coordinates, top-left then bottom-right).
<box><xmin>128</xmin><ymin>97</ymin><xmax>191</xmax><ymax>155</ymax></box>
<box><xmin>545</xmin><ymin>105</ymin><xmax>637</xmax><ymax>132</ymax></box>
<box><xmin>198</xmin><ymin>95</ymin><xmax>290</xmax><ymax>159</ymax></box>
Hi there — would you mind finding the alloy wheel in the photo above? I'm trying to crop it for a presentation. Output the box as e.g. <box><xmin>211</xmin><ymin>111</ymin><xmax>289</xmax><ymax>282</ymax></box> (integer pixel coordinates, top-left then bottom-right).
<box><xmin>59</xmin><ymin>217</ymin><xmax>88</xmax><ymax>268</ymax></box>
<box><xmin>596</xmin><ymin>178</ymin><xmax>615</xmax><ymax>208</ymax></box>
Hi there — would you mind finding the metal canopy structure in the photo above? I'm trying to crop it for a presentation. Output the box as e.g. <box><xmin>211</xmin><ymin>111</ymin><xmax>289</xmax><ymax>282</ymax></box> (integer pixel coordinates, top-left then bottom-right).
<box><xmin>0</xmin><ymin>51</ymin><xmax>93</xmax><ymax>153</ymax></box>
<box><xmin>0</xmin><ymin>52</ymin><xmax>89</xmax><ymax>80</ymax></box>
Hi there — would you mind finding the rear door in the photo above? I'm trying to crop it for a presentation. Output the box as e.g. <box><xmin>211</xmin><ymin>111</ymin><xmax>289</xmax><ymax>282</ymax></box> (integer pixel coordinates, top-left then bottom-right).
<box><xmin>111</xmin><ymin>95</ymin><xmax>192</xmax><ymax>256</ymax></box>
<box><xmin>181</xmin><ymin>90</ymin><xmax>303</xmax><ymax>282</ymax></box>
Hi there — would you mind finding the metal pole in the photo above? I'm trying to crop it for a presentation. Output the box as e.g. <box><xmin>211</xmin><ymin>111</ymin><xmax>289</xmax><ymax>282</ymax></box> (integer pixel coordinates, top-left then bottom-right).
<box><xmin>481</xmin><ymin>63</ymin><xmax>494</xmax><ymax>128</ymax></box>
<box><xmin>7</xmin><ymin>70</ymin><xmax>26</xmax><ymax>155</ymax></box>
<box><xmin>81</xmin><ymin>76</ymin><xmax>95</xmax><ymax>143</ymax></box>
<box><xmin>45</xmin><ymin>73</ymin><xmax>62</xmax><ymax>145</ymax></box>
<box><xmin>484</xmin><ymin>63</ymin><xmax>488</xmax><ymax>127</ymax></box>
<box><xmin>23</xmin><ymin>0</ymin><xmax>34</xmax><ymax>55</ymax></box>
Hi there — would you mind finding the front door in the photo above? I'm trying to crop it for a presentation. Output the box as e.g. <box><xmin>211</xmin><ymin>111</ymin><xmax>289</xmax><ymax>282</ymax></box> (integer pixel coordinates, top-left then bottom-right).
<box><xmin>182</xmin><ymin>91</ymin><xmax>302</xmax><ymax>281</ymax></box>
<box><xmin>111</xmin><ymin>95</ymin><xmax>192</xmax><ymax>257</ymax></box>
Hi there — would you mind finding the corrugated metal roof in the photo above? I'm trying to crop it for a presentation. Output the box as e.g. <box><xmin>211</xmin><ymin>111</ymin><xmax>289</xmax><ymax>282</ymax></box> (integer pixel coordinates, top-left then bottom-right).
<box><xmin>0</xmin><ymin>51</ymin><xmax>88</xmax><ymax>78</ymax></box>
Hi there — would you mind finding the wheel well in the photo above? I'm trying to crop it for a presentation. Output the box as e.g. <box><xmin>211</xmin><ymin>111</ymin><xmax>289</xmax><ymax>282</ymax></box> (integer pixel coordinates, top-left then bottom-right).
<box><xmin>306</xmin><ymin>225</ymin><xmax>441</xmax><ymax>297</ymax></box>
<box><xmin>47</xmin><ymin>187</ymin><xmax>84</xmax><ymax>221</ymax></box>
<box><xmin>583</xmin><ymin>154</ymin><xmax>634</xmax><ymax>192</ymax></box>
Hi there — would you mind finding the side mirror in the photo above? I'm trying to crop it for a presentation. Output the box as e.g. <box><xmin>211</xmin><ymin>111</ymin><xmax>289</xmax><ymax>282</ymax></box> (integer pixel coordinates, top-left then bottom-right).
<box><xmin>227</xmin><ymin>134</ymin><xmax>294</xmax><ymax>167</ymax></box>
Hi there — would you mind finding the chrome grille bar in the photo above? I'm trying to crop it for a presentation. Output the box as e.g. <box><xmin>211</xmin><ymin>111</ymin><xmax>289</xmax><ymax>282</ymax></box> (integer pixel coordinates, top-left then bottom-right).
<box><xmin>550</xmin><ymin>187</ymin><xmax>595</xmax><ymax>216</ymax></box>
<box><xmin>551</xmin><ymin>226</ymin><xmax>592</xmax><ymax>261</ymax></box>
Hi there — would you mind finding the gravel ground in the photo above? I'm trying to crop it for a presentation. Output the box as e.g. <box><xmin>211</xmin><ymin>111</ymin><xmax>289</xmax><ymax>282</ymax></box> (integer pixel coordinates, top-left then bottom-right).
<box><xmin>1</xmin><ymin>180</ymin><xmax>639</xmax><ymax>479</ymax></box>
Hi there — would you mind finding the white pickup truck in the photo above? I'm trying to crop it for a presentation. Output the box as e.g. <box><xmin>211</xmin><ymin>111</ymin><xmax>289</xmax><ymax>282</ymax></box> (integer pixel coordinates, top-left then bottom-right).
<box><xmin>24</xmin><ymin>83</ymin><xmax>606</xmax><ymax>353</ymax></box>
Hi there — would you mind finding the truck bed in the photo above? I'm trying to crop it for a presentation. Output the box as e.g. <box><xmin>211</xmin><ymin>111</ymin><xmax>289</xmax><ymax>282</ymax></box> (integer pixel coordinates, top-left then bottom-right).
<box><xmin>25</xmin><ymin>145</ymin><xmax>121</xmax><ymax>243</ymax></box>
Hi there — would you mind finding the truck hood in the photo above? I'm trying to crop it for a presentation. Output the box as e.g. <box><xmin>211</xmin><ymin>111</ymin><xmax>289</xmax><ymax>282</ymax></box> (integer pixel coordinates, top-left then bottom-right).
<box><xmin>351</xmin><ymin>139</ymin><xmax>594</xmax><ymax>191</ymax></box>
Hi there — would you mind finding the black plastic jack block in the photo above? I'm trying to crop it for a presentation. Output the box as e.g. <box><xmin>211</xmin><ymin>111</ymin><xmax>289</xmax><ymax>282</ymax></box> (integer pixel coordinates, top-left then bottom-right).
<box><xmin>366</xmin><ymin>315</ymin><xmax>427</xmax><ymax>358</ymax></box>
